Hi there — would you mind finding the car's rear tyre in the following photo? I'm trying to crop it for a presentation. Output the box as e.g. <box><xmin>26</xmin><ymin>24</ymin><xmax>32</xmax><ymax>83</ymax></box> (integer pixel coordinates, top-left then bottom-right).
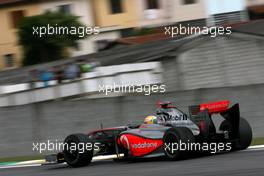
<box><xmin>163</xmin><ymin>127</ymin><xmax>195</xmax><ymax>160</ymax></box>
<box><xmin>63</xmin><ymin>133</ymin><xmax>93</xmax><ymax>167</ymax></box>
<box><xmin>237</xmin><ymin>118</ymin><xmax>252</xmax><ymax>150</ymax></box>
<box><xmin>219</xmin><ymin>117</ymin><xmax>252</xmax><ymax>150</ymax></box>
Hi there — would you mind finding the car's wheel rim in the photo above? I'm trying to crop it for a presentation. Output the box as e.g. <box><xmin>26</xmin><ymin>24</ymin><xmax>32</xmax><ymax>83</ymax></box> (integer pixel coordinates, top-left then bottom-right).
<box><xmin>164</xmin><ymin>133</ymin><xmax>178</xmax><ymax>157</ymax></box>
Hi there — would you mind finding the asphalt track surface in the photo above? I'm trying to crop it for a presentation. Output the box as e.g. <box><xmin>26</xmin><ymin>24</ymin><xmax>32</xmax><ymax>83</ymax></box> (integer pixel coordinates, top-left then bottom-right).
<box><xmin>1</xmin><ymin>150</ymin><xmax>264</xmax><ymax>176</ymax></box>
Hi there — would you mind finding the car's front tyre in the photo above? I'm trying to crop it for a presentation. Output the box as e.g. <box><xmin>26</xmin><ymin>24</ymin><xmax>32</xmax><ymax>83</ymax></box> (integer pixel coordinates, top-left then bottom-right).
<box><xmin>63</xmin><ymin>133</ymin><xmax>93</xmax><ymax>167</ymax></box>
<box><xmin>163</xmin><ymin>127</ymin><xmax>195</xmax><ymax>160</ymax></box>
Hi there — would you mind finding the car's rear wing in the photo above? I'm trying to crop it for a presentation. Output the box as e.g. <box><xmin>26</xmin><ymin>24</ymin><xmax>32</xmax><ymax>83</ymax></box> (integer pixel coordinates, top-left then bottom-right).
<box><xmin>220</xmin><ymin>103</ymin><xmax>240</xmax><ymax>139</ymax></box>
<box><xmin>189</xmin><ymin>100</ymin><xmax>230</xmax><ymax>116</ymax></box>
<box><xmin>189</xmin><ymin>100</ymin><xmax>240</xmax><ymax>140</ymax></box>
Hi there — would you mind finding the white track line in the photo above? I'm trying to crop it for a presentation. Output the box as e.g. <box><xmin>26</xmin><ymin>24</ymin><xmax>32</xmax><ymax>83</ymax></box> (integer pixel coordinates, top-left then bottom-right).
<box><xmin>0</xmin><ymin>164</ymin><xmax>41</xmax><ymax>169</ymax></box>
<box><xmin>1</xmin><ymin>145</ymin><xmax>264</xmax><ymax>169</ymax></box>
<box><xmin>241</xmin><ymin>145</ymin><xmax>264</xmax><ymax>152</ymax></box>
<box><xmin>0</xmin><ymin>154</ymin><xmax>124</xmax><ymax>169</ymax></box>
<box><xmin>248</xmin><ymin>145</ymin><xmax>264</xmax><ymax>149</ymax></box>
<box><xmin>92</xmin><ymin>154</ymin><xmax>124</xmax><ymax>161</ymax></box>
<box><xmin>17</xmin><ymin>159</ymin><xmax>45</xmax><ymax>165</ymax></box>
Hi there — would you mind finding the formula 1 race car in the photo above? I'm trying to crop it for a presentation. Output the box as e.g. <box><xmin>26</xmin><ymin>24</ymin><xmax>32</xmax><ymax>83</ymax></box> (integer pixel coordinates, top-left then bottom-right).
<box><xmin>46</xmin><ymin>100</ymin><xmax>252</xmax><ymax>167</ymax></box>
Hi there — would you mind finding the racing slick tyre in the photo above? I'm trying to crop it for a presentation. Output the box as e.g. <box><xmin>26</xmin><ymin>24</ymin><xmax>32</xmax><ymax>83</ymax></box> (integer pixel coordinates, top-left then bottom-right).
<box><xmin>63</xmin><ymin>133</ymin><xmax>93</xmax><ymax>167</ymax></box>
<box><xmin>219</xmin><ymin>117</ymin><xmax>252</xmax><ymax>150</ymax></box>
<box><xmin>163</xmin><ymin>127</ymin><xmax>195</xmax><ymax>160</ymax></box>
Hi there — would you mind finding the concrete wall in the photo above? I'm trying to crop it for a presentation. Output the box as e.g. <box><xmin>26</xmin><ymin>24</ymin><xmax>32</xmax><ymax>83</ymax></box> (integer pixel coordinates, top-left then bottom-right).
<box><xmin>164</xmin><ymin>34</ymin><xmax>264</xmax><ymax>91</ymax></box>
<box><xmin>0</xmin><ymin>83</ymin><xmax>264</xmax><ymax>157</ymax></box>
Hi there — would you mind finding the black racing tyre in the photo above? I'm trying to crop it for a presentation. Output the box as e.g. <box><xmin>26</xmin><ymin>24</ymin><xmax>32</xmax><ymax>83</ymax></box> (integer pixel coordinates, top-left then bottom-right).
<box><xmin>219</xmin><ymin>117</ymin><xmax>252</xmax><ymax>150</ymax></box>
<box><xmin>63</xmin><ymin>133</ymin><xmax>93</xmax><ymax>167</ymax></box>
<box><xmin>237</xmin><ymin>118</ymin><xmax>252</xmax><ymax>150</ymax></box>
<box><xmin>163</xmin><ymin>127</ymin><xmax>195</xmax><ymax>160</ymax></box>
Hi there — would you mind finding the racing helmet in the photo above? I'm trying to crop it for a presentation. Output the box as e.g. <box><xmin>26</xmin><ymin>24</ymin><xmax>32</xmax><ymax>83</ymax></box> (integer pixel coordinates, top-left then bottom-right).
<box><xmin>144</xmin><ymin>115</ymin><xmax>158</xmax><ymax>124</ymax></box>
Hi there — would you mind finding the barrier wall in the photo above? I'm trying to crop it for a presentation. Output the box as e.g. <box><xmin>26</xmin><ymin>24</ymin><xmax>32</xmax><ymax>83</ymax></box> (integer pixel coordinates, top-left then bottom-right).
<box><xmin>0</xmin><ymin>83</ymin><xmax>263</xmax><ymax>157</ymax></box>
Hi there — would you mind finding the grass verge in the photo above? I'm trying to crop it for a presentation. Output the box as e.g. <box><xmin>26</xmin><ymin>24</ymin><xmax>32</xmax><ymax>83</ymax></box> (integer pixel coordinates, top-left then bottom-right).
<box><xmin>0</xmin><ymin>155</ymin><xmax>43</xmax><ymax>163</ymax></box>
<box><xmin>251</xmin><ymin>137</ymin><xmax>264</xmax><ymax>146</ymax></box>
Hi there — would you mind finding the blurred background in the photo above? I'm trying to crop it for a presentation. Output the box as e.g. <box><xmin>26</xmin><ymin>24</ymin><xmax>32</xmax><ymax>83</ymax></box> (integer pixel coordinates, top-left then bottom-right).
<box><xmin>0</xmin><ymin>0</ymin><xmax>264</xmax><ymax>158</ymax></box>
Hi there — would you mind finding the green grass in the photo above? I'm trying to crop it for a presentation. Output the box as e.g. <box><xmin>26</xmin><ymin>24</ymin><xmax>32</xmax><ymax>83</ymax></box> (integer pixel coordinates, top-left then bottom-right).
<box><xmin>251</xmin><ymin>137</ymin><xmax>264</xmax><ymax>146</ymax></box>
<box><xmin>0</xmin><ymin>155</ymin><xmax>43</xmax><ymax>163</ymax></box>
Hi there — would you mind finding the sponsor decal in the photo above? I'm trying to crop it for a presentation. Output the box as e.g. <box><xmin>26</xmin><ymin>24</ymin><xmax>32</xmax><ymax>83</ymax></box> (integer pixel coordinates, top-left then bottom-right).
<box><xmin>119</xmin><ymin>134</ymin><xmax>163</xmax><ymax>157</ymax></box>
<box><xmin>120</xmin><ymin>135</ymin><xmax>130</xmax><ymax>150</ymax></box>
<box><xmin>132</xmin><ymin>142</ymin><xmax>158</xmax><ymax>149</ymax></box>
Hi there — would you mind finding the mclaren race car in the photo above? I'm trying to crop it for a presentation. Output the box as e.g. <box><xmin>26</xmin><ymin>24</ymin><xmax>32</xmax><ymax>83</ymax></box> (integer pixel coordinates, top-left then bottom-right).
<box><xmin>46</xmin><ymin>100</ymin><xmax>252</xmax><ymax>167</ymax></box>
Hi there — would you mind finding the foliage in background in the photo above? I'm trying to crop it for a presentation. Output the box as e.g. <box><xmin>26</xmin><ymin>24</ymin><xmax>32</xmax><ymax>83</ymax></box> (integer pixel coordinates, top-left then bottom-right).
<box><xmin>18</xmin><ymin>12</ymin><xmax>88</xmax><ymax>66</ymax></box>
<box><xmin>133</xmin><ymin>28</ymin><xmax>156</xmax><ymax>36</ymax></box>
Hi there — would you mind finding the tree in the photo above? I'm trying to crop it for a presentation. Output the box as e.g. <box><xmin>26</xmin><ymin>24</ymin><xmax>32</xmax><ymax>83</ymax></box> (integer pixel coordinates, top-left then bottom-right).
<box><xmin>18</xmin><ymin>12</ymin><xmax>89</xmax><ymax>66</ymax></box>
